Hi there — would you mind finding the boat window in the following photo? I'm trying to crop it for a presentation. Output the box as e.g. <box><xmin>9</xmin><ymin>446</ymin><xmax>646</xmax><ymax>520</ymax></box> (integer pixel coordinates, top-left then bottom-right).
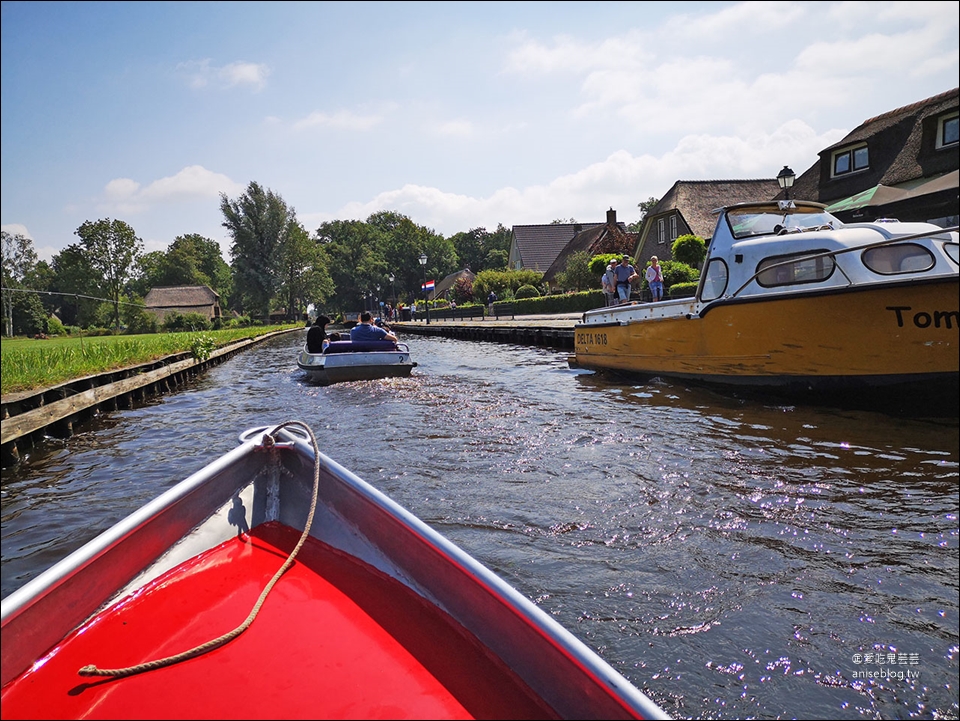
<box><xmin>862</xmin><ymin>243</ymin><xmax>935</xmax><ymax>274</ymax></box>
<box><xmin>726</xmin><ymin>207</ymin><xmax>840</xmax><ymax>239</ymax></box>
<box><xmin>945</xmin><ymin>242</ymin><xmax>959</xmax><ymax>265</ymax></box>
<box><xmin>700</xmin><ymin>258</ymin><xmax>729</xmax><ymax>301</ymax></box>
<box><xmin>755</xmin><ymin>250</ymin><xmax>835</xmax><ymax>287</ymax></box>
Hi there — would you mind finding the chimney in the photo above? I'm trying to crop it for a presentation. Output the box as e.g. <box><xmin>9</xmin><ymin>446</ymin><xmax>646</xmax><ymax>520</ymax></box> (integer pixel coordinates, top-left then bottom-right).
<box><xmin>607</xmin><ymin>207</ymin><xmax>617</xmax><ymax>227</ymax></box>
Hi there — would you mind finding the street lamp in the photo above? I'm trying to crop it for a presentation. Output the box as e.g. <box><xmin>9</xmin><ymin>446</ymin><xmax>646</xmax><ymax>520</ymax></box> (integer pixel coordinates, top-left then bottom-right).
<box><xmin>777</xmin><ymin>165</ymin><xmax>796</xmax><ymax>200</ymax></box>
<box><xmin>418</xmin><ymin>253</ymin><xmax>430</xmax><ymax>325</ymax></box>
<box><xmin>389</xmin><ymin>274</ymin><xmax>396</xmax><ymax>306</ymax></box>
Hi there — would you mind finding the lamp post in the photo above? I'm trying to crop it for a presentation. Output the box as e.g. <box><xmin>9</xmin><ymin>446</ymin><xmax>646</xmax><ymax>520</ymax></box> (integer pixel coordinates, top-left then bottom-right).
<box><xmin>418</xmin><ymin>253</ymin><xmax>430</xmax><ymax>325</ymax></box>
<box><xmin>777</xmin><ymin>165</ymin><xmax>796</xmax><ymax>200</ymax></box>
<box><xmin>389</xmin><ymin>274</ymin><xmax>396</xmax><ymax>306</ymax></box>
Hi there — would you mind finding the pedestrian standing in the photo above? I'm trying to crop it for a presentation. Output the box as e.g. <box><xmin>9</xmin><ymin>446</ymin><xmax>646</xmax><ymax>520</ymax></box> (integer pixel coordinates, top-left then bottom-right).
<box><xmin>645</xmin><ymin>256</ymin><xmax>664</xmax><ymax>301</ymax></box>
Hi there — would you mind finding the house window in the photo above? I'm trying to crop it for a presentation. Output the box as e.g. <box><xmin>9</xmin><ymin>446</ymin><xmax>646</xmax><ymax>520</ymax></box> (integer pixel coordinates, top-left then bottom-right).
<box><xmin>937</xmin><ymin>112</ymin><xmax>958</xmax><ymax>149</ymax></box>
<box><xmin>832</xmin><ymin>144</ymin><xmax>869</xmax><ymax>177</ymax></box>
<box><xmin>657</xmin><ymin>219</ymin><xmax>666</xmax><ymax>244</ymax></box>
<box><xmin>669</xmin><ymin>215</ymin><xmax>677</xmax><ymax>241</ymax></box>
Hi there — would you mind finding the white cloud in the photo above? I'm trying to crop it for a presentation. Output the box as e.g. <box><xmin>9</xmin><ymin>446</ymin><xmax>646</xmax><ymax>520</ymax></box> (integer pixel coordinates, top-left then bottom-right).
<box><xmin>293</xmin><ymin>109</ymin><xmax>384</xmax><ymax>131</ymax></box>
<box><xmin>2</xmin><ymin>223</ymin><xmax>62</xmax><ymax>263</ymax></box>
<box><xmin>177</xmin><ymin>59</ymin><xmax>270</xmax><ymax>91</ymax></box>
<box><xmin>310</xmin><ymin>118</ymin><xmax>846</xmax><ymax>236</ymax></box>
<box><xmin>98</xmin><ymin>166</ymin><xmax>244</xmax><ymax>215</ymax></box>
<box><xmin>1</xmin><ymin>223</ymin><xmax>33</xmax><ymax>240</ymax></box>
<box><xmin>219</xmin><ymin>61</ymin><xmax>270</xmax><ymax>90</ymax></box>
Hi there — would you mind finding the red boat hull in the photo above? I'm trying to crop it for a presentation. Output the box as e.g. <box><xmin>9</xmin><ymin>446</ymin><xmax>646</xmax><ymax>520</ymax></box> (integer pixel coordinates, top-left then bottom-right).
<box><xmin>1</xmin><ymin>522</ymin><xmax>556</xmax><ymax>720</ymax></box>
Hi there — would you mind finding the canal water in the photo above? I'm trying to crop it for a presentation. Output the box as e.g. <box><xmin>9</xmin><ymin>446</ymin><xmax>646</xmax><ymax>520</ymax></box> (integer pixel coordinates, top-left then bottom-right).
<box><xmin>2</xmin><ymin>330</ymin><xmax>957</xmax><ymax>720</ymax></box>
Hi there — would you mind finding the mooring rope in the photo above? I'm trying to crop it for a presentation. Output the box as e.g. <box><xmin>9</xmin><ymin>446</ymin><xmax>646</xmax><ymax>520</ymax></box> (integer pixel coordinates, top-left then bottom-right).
<box><xmin>78</xmin><ymin>420</ymin><xmax>321</xmax><ymax>679</ymax></box>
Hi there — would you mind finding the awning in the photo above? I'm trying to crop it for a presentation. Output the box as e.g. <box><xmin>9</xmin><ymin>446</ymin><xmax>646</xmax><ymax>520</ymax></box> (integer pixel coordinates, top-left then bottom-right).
<box><xmin>824</xmin><ymin>184</ymin><xmax>909</xmax><ymax>213</ymax></box>
<box><xmin>826</xmin><ymin>170</ymin><xmax>958</xmax><ymax>219</ymax></box>
<box><xmin>894</xmin><ymin>169</ymin><xmax>958</xmax><ymax>199</ymax></box>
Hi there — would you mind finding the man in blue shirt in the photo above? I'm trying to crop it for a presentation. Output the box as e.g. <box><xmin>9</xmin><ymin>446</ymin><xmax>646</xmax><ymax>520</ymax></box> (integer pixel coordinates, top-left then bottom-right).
<box><xmin>350</xmin><ymin>311</ymin><xmax>398</xmax><ymax>342</ymax></box>
<box><xmin>613</xmin><ymin>255</ymin><xmax>638</xmax><ymax>304</ymax></box>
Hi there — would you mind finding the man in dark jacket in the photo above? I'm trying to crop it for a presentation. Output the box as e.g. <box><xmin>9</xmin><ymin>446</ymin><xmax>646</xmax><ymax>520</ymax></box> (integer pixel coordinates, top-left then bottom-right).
<box><xmin>306</xmin><ymin>315</ymin><xmax>330</xmax><ymax>353</ymax></box>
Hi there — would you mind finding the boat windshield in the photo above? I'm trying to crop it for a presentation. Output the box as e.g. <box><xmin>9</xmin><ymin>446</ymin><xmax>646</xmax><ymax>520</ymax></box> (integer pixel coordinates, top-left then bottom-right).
<box><xmin>727</xmin><ymin>206</ymin><xmax>841</xmax><ymax>239</ymax></box>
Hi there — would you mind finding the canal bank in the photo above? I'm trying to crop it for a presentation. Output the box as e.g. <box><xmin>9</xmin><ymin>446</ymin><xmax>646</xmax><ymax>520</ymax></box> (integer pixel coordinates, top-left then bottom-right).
<box><xmin>389</xmin><ymin>312</ymin><xmax>581</xmax><ymax>350</ymax></box>
<box><xmin>1</xmin><ymin>328</ymin><xmax>301</xmax><ymax>467</ymax></box>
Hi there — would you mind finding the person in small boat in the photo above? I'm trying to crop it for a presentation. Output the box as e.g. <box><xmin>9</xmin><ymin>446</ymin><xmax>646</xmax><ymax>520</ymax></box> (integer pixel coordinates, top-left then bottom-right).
<box><xmin>645</xmin><ymin>256</ymin><xmax>664</xmax><ymax>301</ymax></box>
<box><xmin>306</xmin><ymin>315</ymin><xmax>331</xmax><ymax>353</ymax></box>
<box><xmin>350</xmin><ymin>311</ymin><xmax>398</xmax><ymax>343</ymax></box>
<box><xmin>613</xmin><ymin>255</ymin><xmax>638</xmax><ymax>304</ymax></box>
<box><xmin>321</xmin><ymin>332</ymin><xmax>342</xmax><ymax>352</ymax></box>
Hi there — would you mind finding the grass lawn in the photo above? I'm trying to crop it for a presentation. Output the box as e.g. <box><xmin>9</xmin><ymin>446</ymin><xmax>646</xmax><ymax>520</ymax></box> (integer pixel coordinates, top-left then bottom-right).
<box><xmin>1</xmin><ymin>324</ymin><xmax>301</xmax><ymax>396</ymax></box>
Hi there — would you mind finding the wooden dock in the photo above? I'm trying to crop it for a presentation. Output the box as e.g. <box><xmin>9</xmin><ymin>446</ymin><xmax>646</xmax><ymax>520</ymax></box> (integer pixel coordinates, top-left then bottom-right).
<box><xmin>390</xmin><ymin>312</ymin><xmax>580</xmax><ymax>350</ymax></box>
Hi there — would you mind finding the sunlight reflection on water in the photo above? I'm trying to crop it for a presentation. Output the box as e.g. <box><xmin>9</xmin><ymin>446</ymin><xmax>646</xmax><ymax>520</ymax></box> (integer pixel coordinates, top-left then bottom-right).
<box><xmin>2</xmin><ymin>331</ymin><xmax>957</xmax><ymax>719</ymax></box>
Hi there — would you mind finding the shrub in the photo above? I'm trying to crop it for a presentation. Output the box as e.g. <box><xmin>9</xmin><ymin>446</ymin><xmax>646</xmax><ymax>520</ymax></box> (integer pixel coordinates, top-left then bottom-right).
<box><xmin>47</xmin><ymin>316</ymin><xmax>67</xmax><ymax>336</ymax></box>
<box><xmin>190</xmin><ymin>333</ymin><xmax>217</xmax><ymax>361</ymax></box>
<box><xmin>163</xmin><ymin>312</ymin><xmax>211</xmax><ymax>332</ymax></box>
<box><xmin>640</xmin><ymin>260</ymin><xmax>699</xmax><ymax>293</ymax></box>
<box><xmin>515</xmin><ymin>284</ymin><xmax>541</xmax><ymax>299</ymax></box>
<box><xmin>671</xmin><ymin>234</ymin><xmax>707</xmax><ymax>268</ymax></box>
<box><xmin>668</xmin><ymin>282</ymin><xmax>699</xmax><ymax>298</ymax></box>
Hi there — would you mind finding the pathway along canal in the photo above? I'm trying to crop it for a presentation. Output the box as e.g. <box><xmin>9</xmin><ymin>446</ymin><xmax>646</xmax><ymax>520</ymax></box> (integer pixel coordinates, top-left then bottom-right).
<box><xmin>2</xmin><ymin>330</ymin><xmax>957</xmax><ymax>719</ymax></box>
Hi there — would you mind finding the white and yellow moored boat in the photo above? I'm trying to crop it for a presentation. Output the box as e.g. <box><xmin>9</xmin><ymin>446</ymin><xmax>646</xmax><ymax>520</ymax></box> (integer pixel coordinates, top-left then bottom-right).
<box><xmin>572</xmin><ymin>201</ymin><xmax>958</xmax><ymax>412</ymax></box>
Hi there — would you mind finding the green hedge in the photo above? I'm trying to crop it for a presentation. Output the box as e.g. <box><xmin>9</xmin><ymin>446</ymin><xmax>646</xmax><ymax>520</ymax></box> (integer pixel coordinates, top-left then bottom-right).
<box><xmin>493</xmin><ymin>290</ymin><xmax>605</xmax><ymax>315</ymax></box>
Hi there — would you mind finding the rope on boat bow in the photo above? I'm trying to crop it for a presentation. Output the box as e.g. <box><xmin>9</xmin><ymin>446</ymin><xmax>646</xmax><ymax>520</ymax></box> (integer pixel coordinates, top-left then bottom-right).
<box><xmin>78</xmin><ymin>420</ymin><xmax>322</xmax><ymax>679</ymax></box>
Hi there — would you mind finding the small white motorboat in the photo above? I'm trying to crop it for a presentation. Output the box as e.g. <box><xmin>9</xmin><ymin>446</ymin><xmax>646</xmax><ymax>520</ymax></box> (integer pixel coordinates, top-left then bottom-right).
<box><xmin>297</xmin><ymin>339</ymin><xmax>417</xmax><ymax>384</ymax></box>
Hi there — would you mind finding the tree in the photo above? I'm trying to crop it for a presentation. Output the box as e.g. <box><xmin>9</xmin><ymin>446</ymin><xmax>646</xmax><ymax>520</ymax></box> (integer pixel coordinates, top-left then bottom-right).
<box><xmin>317</xmin><ymin>218</ymin><xmax>382</xmax><ymax>315</ymax></box>
<box><xmin>628</xmin><ymin>197</ymin><xmax>660</xmax><ymax>232</ymax></box>
<box><xmin>74</xmin><ymin>218</ymin><xmax>144</xmax><ymax>329</ymax></box>
<box><xmin>278</xmin><ymin>221</ymin><xmax>333</xmax><ymax>320</ymax></box>
<box><xmin>449</xmin><ymin>275</ymin><xmax>474</xmax><ymax>304</ymax></box>
<box><xmin>672</xmin><ymin>234</ymin><xmax>707</xmax><ymax>268</ymax></box>
<box><xmin>553</xmin><ymin>251</ymin><xmax>595</xmax><ymax>292</ymax></box>
<box><xmin>484</xmin><ymin>248</ymin><xmax>508</xmax><ymax>270</ymax></box>
<box><xmin>221</xmin><ymin>182</ymin><xmax>293</xmax><ymax>317</ymax></box>
<box><xmin>50</xmin><ymin>244</ymin><xmax>101</xmax><ymax>327</ymax></box>
<box><xmin>131</xmin><ymin>235</ymin><xmax>233</xmax><ymax>302</ymax></box>
<box><xmin>637</xmin><ymin>197</ymin><xmax>659</xmax><ymax>220</ymax></box>
<box><xmin>2</xmin><ymin>230</ymin><xmax>39</xmax><ymax>336</ymax></box>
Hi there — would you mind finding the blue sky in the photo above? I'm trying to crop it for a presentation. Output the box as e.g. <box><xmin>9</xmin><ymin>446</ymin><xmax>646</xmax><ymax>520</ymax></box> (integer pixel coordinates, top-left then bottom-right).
<box><xmin>2</xmin><ymin>1</ymin><xmax>958</xmax><ymax>262</ymax></box>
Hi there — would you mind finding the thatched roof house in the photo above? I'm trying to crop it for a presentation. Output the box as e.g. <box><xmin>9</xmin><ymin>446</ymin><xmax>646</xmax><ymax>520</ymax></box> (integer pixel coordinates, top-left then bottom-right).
<box><xmin>144</xmin><ymin>285</ymin><xmax>222</xmax><ymax>322</ymax></box>
<box><xmin>635</xmin><ymin>179</ymin><xmax>781</xmax><ymax>267</ymax></box>
<box><xmin>791</xmin><ymin>87</ymin><xmax>958</xmax><ymax>223</ymax></box>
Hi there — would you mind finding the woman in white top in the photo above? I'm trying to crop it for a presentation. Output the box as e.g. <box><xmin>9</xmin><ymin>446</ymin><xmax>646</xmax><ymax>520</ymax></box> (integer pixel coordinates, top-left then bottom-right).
<box><xmin>645</xmin><ymin>256</ymin><xmax>664</xmax><ymax>301</ymax></box>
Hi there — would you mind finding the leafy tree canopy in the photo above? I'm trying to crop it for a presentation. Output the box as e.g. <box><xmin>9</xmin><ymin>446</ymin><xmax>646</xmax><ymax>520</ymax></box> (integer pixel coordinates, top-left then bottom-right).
<box><xmin>671</xmin><ymin>234</ymin><xmax>707</xmax><ymax>268</ymax></box>
<box><xmin>74</xmin><ymin>218</ymin><xmax>143</xmax><ymax>329</ymax></box>
<box><xmin>221</xmin><ymin>181</ymin><xmax>293</xmax><ymax>316</ymax></box>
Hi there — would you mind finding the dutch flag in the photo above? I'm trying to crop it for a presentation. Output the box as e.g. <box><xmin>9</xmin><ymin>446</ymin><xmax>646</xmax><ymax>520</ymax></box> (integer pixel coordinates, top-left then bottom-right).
<box><xmin>421</xmin><ymin>279</ymin><xmax>435</xmax><ymax>292</ymax></box>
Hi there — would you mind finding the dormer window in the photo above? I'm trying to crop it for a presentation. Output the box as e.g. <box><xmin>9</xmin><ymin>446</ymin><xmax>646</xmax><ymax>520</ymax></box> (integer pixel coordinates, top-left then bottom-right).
<box><xmin>937</xmin><ymin>112</ymin><xmax>958</xmax><ymax>149</ymax></box>
<box><xmin>832</xmin><ymin>143</ymin><xmax>869</xmax><ymax>177</ymax></box>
